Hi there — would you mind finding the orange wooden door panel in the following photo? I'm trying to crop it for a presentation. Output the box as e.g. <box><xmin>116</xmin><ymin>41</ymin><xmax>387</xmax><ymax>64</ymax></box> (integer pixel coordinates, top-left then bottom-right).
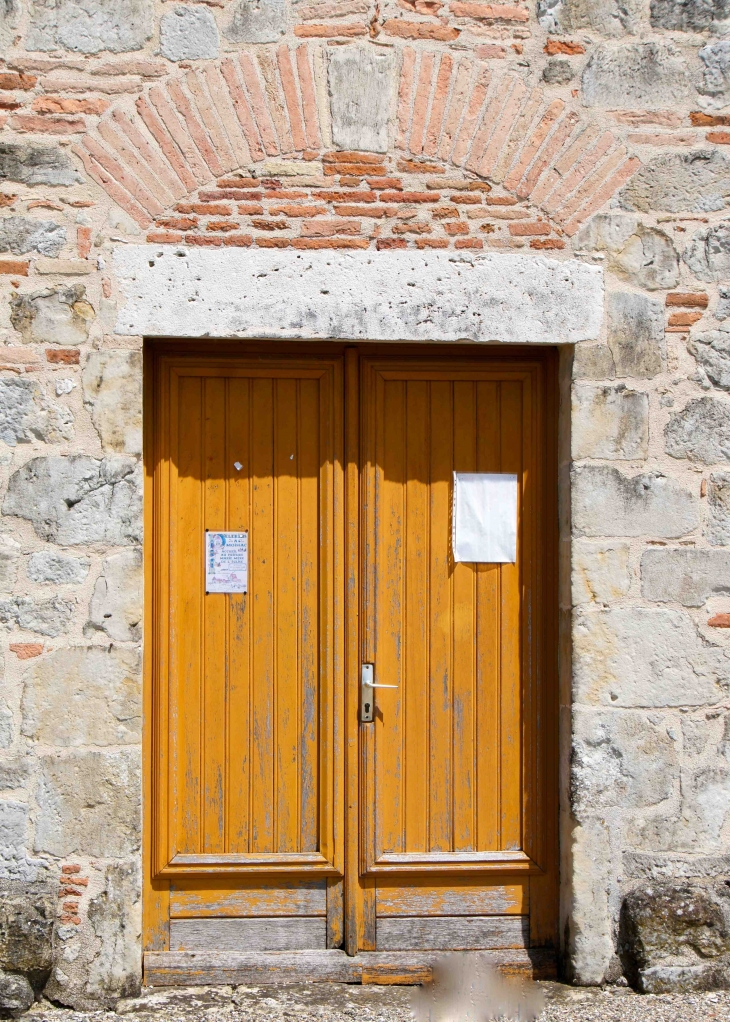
<box><xmin>360</xmin><ymin>357</ymin><xmax>554</xmax><ymax>882</ymax></box>
<box><xmin>151</xmin><ymin>354</ymin><xmax>344</xmax><ymax>877</ymax></box>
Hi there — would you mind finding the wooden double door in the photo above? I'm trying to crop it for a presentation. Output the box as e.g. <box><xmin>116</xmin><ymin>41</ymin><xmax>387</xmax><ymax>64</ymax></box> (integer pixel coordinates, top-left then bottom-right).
<box><xmin>145</xmin><ymin>344</ymin><xmax>558</xmax><ymax>962</ymax></box>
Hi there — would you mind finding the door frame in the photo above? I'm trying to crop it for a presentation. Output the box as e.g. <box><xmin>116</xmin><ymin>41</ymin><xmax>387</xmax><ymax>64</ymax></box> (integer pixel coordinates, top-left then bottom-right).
<box><xmin>143</xmin><ymin>340</ymin><xmax>559</xmax><ymax>956</ymax></box>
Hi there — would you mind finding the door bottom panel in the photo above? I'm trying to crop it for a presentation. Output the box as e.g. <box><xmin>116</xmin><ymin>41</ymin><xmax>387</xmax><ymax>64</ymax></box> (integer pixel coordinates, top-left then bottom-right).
<box><xmin>375</xmin><ymin>915</ymin><xmax>528</xmax><ymax>951</ymax></box>
<box><xmin>170</xmin><ymin>917</ymin><xmax>327</xmax><ymax>952</ymax></box>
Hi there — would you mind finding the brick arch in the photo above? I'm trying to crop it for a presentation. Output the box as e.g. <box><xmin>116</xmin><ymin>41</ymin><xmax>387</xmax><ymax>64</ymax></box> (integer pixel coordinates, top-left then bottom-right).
<box><xmin>72</xmin><ymin>43</ymin><xmax>639</xmax><ymax>241</ymax></box>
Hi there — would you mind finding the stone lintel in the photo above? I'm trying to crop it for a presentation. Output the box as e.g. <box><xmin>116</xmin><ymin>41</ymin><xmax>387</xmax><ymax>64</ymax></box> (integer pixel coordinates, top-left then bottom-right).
<box><xmin>113</xmin><ymin>247</ymin><xmax>604</xmax><ymax>346</ymax></box>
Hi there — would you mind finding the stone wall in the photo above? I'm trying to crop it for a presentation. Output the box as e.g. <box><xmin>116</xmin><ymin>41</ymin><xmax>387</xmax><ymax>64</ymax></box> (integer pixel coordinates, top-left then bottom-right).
<box><xmin>0</xmin><ymin>0</ymin><xmax>729</xmax><ymax>1006</ymax></box>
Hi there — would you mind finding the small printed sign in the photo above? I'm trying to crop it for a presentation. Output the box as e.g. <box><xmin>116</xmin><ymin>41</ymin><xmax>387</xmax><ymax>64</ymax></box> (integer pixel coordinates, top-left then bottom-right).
<box><xmin>205</xmin><ymin>531</ymin><xmax>248</xmax><ymax>594</ymax></box>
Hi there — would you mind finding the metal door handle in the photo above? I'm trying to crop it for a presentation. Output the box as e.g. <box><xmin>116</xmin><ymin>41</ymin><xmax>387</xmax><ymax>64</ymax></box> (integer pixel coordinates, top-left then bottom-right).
<box><xmin>360</xmin><ymin>663</ymin><xmax>398</xmax><ymax>722</ymax></box>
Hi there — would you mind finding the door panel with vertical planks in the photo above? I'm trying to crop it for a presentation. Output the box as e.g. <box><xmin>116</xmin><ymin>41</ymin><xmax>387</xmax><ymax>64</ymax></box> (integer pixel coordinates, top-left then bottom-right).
<box><xmin>149</xmin><ymin>350</ymin><xmax>344</xmax><ymax>950</ymax></box>
<box><xmin>359</xmin><ymin>354</ymin><xmax>557</xmax><ymax>951</ymax></box>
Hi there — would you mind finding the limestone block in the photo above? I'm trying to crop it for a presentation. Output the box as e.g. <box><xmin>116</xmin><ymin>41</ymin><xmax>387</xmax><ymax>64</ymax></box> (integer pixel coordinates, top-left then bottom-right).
<box><xmin>0</xmin><ymin>536</ymin><xmax>20</xmax><ymax>591</ymax></box>
<box><xmin>21</xmin><ymin>645</ymin><xmax>141</xmax><ymax>747</ymax></box>
<box><xmin>684</xmin><ymin>222</ymin><xmax>730</xmax><ymax>283</ymax></box>
<box><xmin>539</xmin><ymin>0</ymin><xmax>642</xmax><ymax>35</ymax></box>
<box><xmin>572</xmin><ymin>709</ymin><xmax>678</xmax><ymax>817</ymax></box>
<box><xmin>0</xmin><ymin>972</ymin><xmax>34</xmax><ymax>1018</ymax></box>
<box><xmin>699</xmin><ymin>41</ymin><xmax>730</xmax><ymax>111</ymax></box>
<box><xmin>86</xmin><ymin>549</ymin><xmax>142</xmax><ymax>643</ymax></box>
<box><xmin>34</xmin><ymin>748</ymin><xmax>141</xmax><ymax>857</ymax></box>
<box><xmin>573</xmin><ymin>607</ymin><xmax>728</xmax><ymax>706</ymax></box>
<box><xmin>689</xmin><ymin>332</ymin><xmax>730</xmax><ymax>391</ymax></box>
<box><xmin>621</xmin><ymin>881</ymin><xmax>730</xmax><ymax>993</ymax></box>
<box><xmin>44</xmin><ymin>860</ymin><xmax>141</xmax><ymax>1009</ymax></box>
<box><xmin>719</xmin><ymin>287</ymin><xmax>730</xmax><ymax>321</ymax></box>
<box><xmin>621</xmin><ymin>151</ymin><xmax>730</xmax><ymax>214</ymax></box>
<box><xmin>573</xmin><ymin>466</ymin><xmax>698</xmax><ymax>538</ymax></box>
<box><xmin>543</xmin><ymin>59</ymin><xmax>574</xmax><ymax>85</ymax></box>
<box><xmin>27</xmin><ymin>551</ymin><xmax>89</xmax><ymax>585</ymax></box>
<box><xmin>0</xmin><ymin>703</ymin><xmax>11</xmax><ymax>750</ymax></box>
<box><xmin>642</xmin><ymin>547</ymin><xmax>730</xmax><ymax>606</ymax></box>
<box><xmin>651</xmin><ymin>0</ymin><xmax>730</xmax><ymax>30</ymax></box>
<box><xmin>573</xmin><ymin>343</ymin><xmax>615</xmax><ymax>380</ymax></box>
<box><xmin>3</xmin><ymin>456</ymin><xmax>142</xmax><ymax>546</ymax></box>
<box><xmin>0</xmin><ymin>758</ymin><xmax>31</xmax><ymax>791</ymax></box>
<box><xmin>82</xmin><ymin>350</ymin><xmax>142</xmax><ymax>455</ymax></box>
<box><xmin>582</xmin><ymin>44</ymin><xmax>695</xmax><ymax>110</ymax></box>
<box><xmin>568</xmin><ymin>817</ymin><xmax>614</xmax><ymax>986</ymax></box>
<box><xmin>606</xmin><ymin>292</ymin><xmax>664</xmax><ymax>379</ymax></box>
<box><xmin>707</xmin><ymin>471</ymin><xmax>730</xmax><ymax>545</ymax></box>
<box><xmin>572</xmin><ymin>539</ymin><xmax>631</xmax><ymax>606</ymax></box>
<box><xmin>0</xmin><ymin>0</ymin><xmax>20</xmax><ymax>52</ymax></box>
<box><xmin>10</xmin><ymin>285</ymin><xmax>94</xmax><ymax>346</ymax></box>
<box><xmin>328</xmin><ymin>47</ymin><xmax>395</xmax><ymax>155</ymax></box>
<box><xmin>0</xmin><ymin>597</ymin><xmax>74</xmax><ymax>638</ymax></box>
<box><xmin>666</xmin><ymin>396</ymin><xmax>730</xmax><ymax>464</ymax></box>
<box><xmin>572</xmin><ymin>384</ymin><xmax>648</xmax><ymax>460</ymax></box>
<box><xmin>26</xmin><ymin>0</ymin><xmax>153</xmax><ymax>54</ymax></box>
<box><xmin>0</xmin><ymin>881</ymin><xmax>54</xmax><ymax>983</ymax></box>
<box><xmin>574</xmin><ymin>215</ymin><xmax>679</xmax><ymax>291</ymax></box>
<box><xmin>0</xmin><ymin>218</ymin><xmax>65</xmax><ymax>258</ymax></box>
<box><xmin>224</xmin><ymin>0</ymin><xmax>286</xmax><ymax>43</ymax></box>
<box><xmin>0</xmin><ymin>378</ymin><xmax>74</xmax><ymax>447</ymax></box>
<box><xmin>0</xmin><ymin>143</ymin><xmax>83</xmax><ymax>188</ymax></box>
<box><xmin>0</xmin><ymin>802</ymin><xmax>27</xmax><ymax>877</ymax></box>
<box><xmin>159</xmin><ymin>6</ymin><xmax>219</xmax><ymax>61</ymax></box>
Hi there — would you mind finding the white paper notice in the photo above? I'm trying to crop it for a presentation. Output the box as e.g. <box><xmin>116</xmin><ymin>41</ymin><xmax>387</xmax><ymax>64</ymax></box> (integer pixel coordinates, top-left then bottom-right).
<box><xmin>205</xmin><ymin>531</ymin><xmax>248</xmax><ymax>593</ymax></box>
<box><xmin>452</xmin><ymin>473</ymin><xmax>518</xmax><ymax>563</ymax></box>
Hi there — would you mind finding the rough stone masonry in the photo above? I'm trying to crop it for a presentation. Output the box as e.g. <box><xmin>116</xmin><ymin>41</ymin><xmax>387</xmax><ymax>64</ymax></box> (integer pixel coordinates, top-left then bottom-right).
<box><xmin>0</xmin><ymin>0</ymin><xmax>730</xmax><ymax>1010</ymax></box>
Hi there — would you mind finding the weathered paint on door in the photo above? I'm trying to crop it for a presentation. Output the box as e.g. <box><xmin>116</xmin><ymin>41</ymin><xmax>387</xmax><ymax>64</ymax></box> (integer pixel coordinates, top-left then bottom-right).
<box><xmin>145</xmin><ymin>345</ymin><xmax>557</xmax><ymax>960</ymax></box>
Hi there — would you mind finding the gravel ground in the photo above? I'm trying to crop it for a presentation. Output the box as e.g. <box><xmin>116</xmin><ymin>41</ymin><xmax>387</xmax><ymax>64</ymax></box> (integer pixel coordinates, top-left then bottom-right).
<box><xmin>23</xmin><ymin>981</ymin><xmax>730</xmax><ymax>1022</ymax></box>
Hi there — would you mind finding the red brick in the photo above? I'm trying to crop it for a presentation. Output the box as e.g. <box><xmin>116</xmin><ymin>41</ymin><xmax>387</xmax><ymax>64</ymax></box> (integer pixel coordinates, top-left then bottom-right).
<box><xmin>475</xmin><ymin>43</ymin><xmax>507</xmax><ymax>58</ymax></box>
<box><xmin>62</xmin><ymin>866</ymin><xmax>85</xmax><ymax>876</ymax></box>
<box><xmin>416</xmin><ymin>238</ymin><xmax>449</xmax><ymax>249</ymax></box>
<box><xmin>666</xmin><ymin>292</ymin><xmax>709</xmax><ymax>308</ymax></box>
<box><xmin>333</xmin><ymin>205</ymin><xmax>392</xmax><ymax>218</ymax></box>
<box><xmin>339</xmin><ymin>175</ymin><xmax>365</xmax><ymax>187</ymax></box>
<box><xmin>508</xmin><ymin>221</ymin><xmax>552</xmax><ymax>236</ymax></box>
<box><xmin>147</xmin><ymin>230</ymin><xmax>183</xmax><ymax>244</ymax></box>
<box><xmin>392</xmin><ymin>222</ymin><xmax>432</xmax><ymax>234</ymax></box>
<box><xmin>691</xmin><ymin>112</ymin><xmax>730</xmax><ymax>126</ymax></box>
<box><xmin>313</xmin><ymin>190</ymin><xmax>377</xmax><ymax>202</ymax></box>
<box><xmin>383</xmin><ymin>18</ymin><xmax>460</xmax><ymax>38</ymax></box>
<box><xmin>217</xmin><ymin>177</ymin><xmax>259</xmax><ymax>188</ymax></box>
<box><xmin>0</xmin><ymin>194</ymin><xmax>17</xmax><ymax>207</ymax></box>
<box><xmin>294</xmin><ymin>22</ymin><xmax>368</xmax><ymax>36</ymax></box>
<box><xmin>157</xmin><ymin>217</ymin><xmax>198</xmax><ymax>231</ymax></box>
<box><xmin>177</xmin><ymin>203</ymin><xmax>232</xmax><ymax>215</ymax></box>
<box><xmin>451</xmin><ymin>193</ymin><xmax>482</xmax><ymax>204</ymax></box>
<box><xmin>530</xmin><ymin>238</ymin><xmax>565</xmax><ymax>249</ymax></box>
<box><xmin>445</xmin><ymin>220</ymin><xmax>469</xmax><ymax>235</ymax></box>
<box><xmin>708</xmin><ymin>131</ymin><xmax>730</xmax><ymax>144</ymax></box>
<box><xmin>544</xmin><ymin>39</ymin><xmax>585</xmax><ymax>55</ymax></box>
<box><xmin>77</xmin><ymin>225</ymin><xmax>92</xmax><ymax>259</ymax></box>
<box><xmin>0</xmin><ymin>72</ymin><xmax>36</xmax><ymax>90</ymax></box>
<box><xmin>708</xmin><ymin>613</ymin><xmax>730</xmax><ymax>628</ymax></box>
<box><xmin>293</xmin><ymin>237</ymin><xmax>370</xmax><ymax>249</ymax></box>
<box><xmin>301</xmin><ymin>219</ymin><xmax>361</xmax><ymax>237</ymax></box>
<box><xmin>323</xmin><ymin>152</ymin><xmax>385</xmax><ymax>164</ymax></box>
<box><xmin>397</xmin><ymin>158</ymin><xmax>444</xmax><ymax>174</ymax></box>
<box><xmin>397</xmin><ymin>46</ymin><xmax>417</xmax><ymax>150</ymax></box>
<box><xmin>184</xmin><ymin>235</ymin><xmax>224</xmax><ymax>247</ymax></box>
<box><xmin>220</xmin><ymin>235</ymin><xmax>253</xmax><ymax>247</ymax></box>
<box><xmin>612</xmin><ymin>110</ymin><xmax>682</xmax><ymax>127</ymax></box>
<box><xmin>9</xmin><ymin>643</ymin><xmax>43</xmax><ymax>659</ymax></box>
<box><xmin>667</xmin><ymin>311</ymin><xmax>703</xmax><ymax>327</ymax></box>
<box><xmin>11</xmin><ymin>113</ymin><xmax>86</xmax><ymax>133</ymax></box>
<box><xmin>252</xmin><ymin>219</ymin><xmax>290</xmax><ymax>231</ymax></box>
<box><xmin>432</xmin><ymin>206</ymin><xmax>460</xmax><ymax>219</ymax></box>
<box><xmin>205</xmin><ymin>221</ymin><xmax>240</xmax><ymax>232</ymax></box>
<box><xmin>0</xmin><ymin>259</ymin><xmax>29</xmax><ymax>275</ymax></box>
<box><xmin>33</xmin><ymin>96</ymin><xmax>109</xmax><ymax>115</ymax></box>
<box><xmin>237</xmin><ymin>203</ymin><xmax>265</xmax><ymax>215</ymax></box>
<box><xmin>46</xmin><ymin>349</ymin><xmax>80</xmax><ymax>364</ymax></box>
<box><xmin>200</xmin><ymin>189</ymin><xmax>264</xmax><ymax>201</ymax></box>
<box><xmin>450</xmin><ymin>2</ymin><xmax>529</xmax><ymax>19</ymax></box>
<box><xmin>59</xmin><ymin>916</ymin><xmax>81</xmax><ymax>925</ymax></box>
<box><xmin>0</xmin><ymin>97</ymin><xmax>21</xmax><ymax>110</ymax></box>
<box><xmin>486</xmin><ymin>195</ymin><xmax>519</xmax><ymax>205</ymax></box>
<box><xmin>256</xmin><ymin>237</ymin><xmax>291</xmax><ymax>248</ymax></box>
<box><xmin>62</xmin><ymin>902</ymin><xmax>80</xmax><ymax>912</ymax></box>
<box><xmin>269</xmin><ymin>204</ymin><xmax>328</xmax><ymax>217</ymax></box>
<box><xmin>324</xmin><ymin>163</ymin><xmax>385</xmax><ymax>177</ymax></box>
<box><xmin>264</xmin><ymin>189</ymin><xmax>310</xmax><ymax>200</ymax></box>
<box><xmin>455</xmin><ymin>238</ymin><xmax>483</xmax><ymax>249</ymax></box>
<box><xmin>380</xmin><ymin>191</ymin><xmax>437</xmax><ymax>202</ymax></box>
<box><xmin>367</xmin><ymin>177</ymin><xmax>402</xmax><ymax>189</ymax></box>
<box><xmin>377</xmin><ymin>238</ymin><xmax>408</xmax><ymax>250</ymax></box>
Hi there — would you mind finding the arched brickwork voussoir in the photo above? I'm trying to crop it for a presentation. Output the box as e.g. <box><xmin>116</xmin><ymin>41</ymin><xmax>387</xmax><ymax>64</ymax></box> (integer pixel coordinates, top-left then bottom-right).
<box><xmin>71</xmin><ymin>43</ymin><xmax>640</xmax><ymax>249</ymax></box>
